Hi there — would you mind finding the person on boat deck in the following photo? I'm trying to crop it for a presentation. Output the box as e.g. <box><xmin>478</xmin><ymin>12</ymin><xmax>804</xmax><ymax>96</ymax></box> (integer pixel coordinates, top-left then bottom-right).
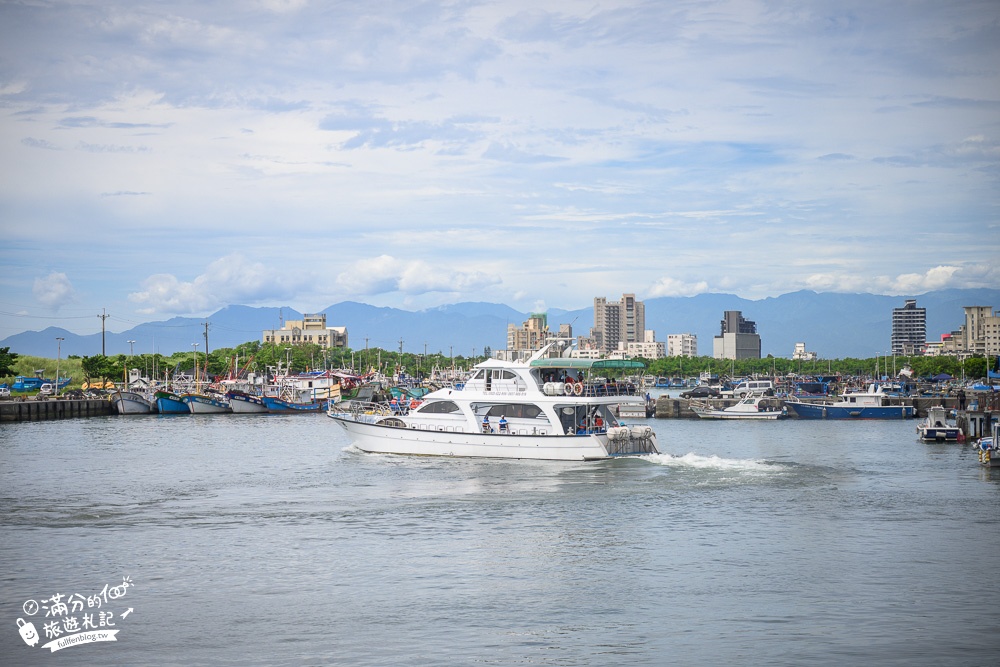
<box><xmin>594</xmin><ymin>414</ymin><xmax>604</xmax><ymax>431</ymax></box>
<box><xmin>577</xmin><ymin>421</ymin><xmax>587</xmax><ymax>434</ymax></box>
<box><xmin>482</xmin><ymin>415</ymin><xmax>491</xmax><ymax>433</ymax></box>
<box><xmin>390</xmin><ymin>397</ymin><xmax>399</xmax><ymax>413</ymax></box>
<box><xmin>498</xmin><ymin>415</ymin><xmax>508</xmax><ymax>433</ymax></box>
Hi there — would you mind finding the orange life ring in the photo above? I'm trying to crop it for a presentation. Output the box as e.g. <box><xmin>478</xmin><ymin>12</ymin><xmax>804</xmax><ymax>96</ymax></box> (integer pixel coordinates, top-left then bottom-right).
<box><xmin>574</xmin><ymin>382</ymin><xmax>584</xmax><ymax>396</ymax></box>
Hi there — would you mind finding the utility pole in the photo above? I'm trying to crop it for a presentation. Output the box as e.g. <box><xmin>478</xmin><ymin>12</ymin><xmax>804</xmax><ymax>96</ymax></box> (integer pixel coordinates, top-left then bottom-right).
<box><xmin>98</xmin><ymin>308</ymin><xmax>110</xmax><ymax>355</ymax></box>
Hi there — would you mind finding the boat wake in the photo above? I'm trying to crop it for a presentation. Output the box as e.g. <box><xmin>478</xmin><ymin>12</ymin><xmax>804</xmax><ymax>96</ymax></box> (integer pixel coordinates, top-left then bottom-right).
<box><xmin>637</xmin><ymin>452</ymin><xmax>789</xmax><ymax>474</ymax></box>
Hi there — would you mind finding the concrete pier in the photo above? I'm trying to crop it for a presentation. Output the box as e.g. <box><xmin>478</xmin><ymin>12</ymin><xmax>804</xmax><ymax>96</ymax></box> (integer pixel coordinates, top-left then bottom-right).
<box><xmin>0</xmin><ymin>398</ymin><xmax>114</xmax><ymax>422</ymax></box>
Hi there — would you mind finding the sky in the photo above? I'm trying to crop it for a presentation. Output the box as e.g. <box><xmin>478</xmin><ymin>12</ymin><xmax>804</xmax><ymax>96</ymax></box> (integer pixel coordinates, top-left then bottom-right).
<box><xmin>1</xmin><ymin>0</ymin><xmax>998</xmax><ymax>341</ymax></box>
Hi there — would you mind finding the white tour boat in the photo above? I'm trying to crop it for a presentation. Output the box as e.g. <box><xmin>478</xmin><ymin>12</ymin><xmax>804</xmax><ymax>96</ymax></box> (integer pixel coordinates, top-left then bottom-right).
<box><xmin>327</xmin><ymin>346</ymin><xmax>659</xmax><ymax>461</ymax></box>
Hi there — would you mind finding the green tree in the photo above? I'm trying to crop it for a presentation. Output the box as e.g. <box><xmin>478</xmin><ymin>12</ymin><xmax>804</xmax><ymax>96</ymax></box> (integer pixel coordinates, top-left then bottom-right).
<box><xmin>0</xmin><ymin>347</ymin><xmax>18</xmax><ymax>377</ymax></box>
<box><xmin>81</xmin><ymin>355</ymin><xmax>114</xmax><ymax>386</ymax></box>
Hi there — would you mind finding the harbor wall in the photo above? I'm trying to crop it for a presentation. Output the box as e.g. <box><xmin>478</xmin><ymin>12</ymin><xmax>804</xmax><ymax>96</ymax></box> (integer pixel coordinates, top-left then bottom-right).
<box><xmin>652</xmin><ymin>395</ymin><xmax>986</xmax><ymax>419</ymax></box>
<box><xmin>0</xmin><ymin>398</ymin><xmax>114</xmax><ymax>422</ymax></box>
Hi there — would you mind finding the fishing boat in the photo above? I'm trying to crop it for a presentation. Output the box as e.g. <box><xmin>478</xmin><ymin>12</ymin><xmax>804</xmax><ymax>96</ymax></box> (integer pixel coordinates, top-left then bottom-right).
<box><xmin>226</xmin><ymin>390</ymin><xmax>269</xmax><ymax>414</ymax></box>
<box><xmin>181</xmin><ymin>392</ymin><xmax>232</xmax><ymax>414</ymax></box>
<box><xmin>690</xmin><ymin>392</ymin><xmax>786</xmax><ymax>420</ymax></box>
<box><xmin>154</xmin><ymin>390</ymin><xmax>190</xmax><ymax>414</ymax></box>
<box><xmin>111</xmin><ymin>390</ymin><xmax>154</xmax><ymax>415</ymax></box>
<box><xmin>327</xmin><ymin>346</ymin><xmax>659</xmax><ymax>461</ymax></box>
<box><xmin>978</xmin><ymin>421</ymin><xmax>999</xmax><ymax>467</ymax></box>
<box><xmin>785</xmin><ymin>384</ymin><xmax>914</xmax><ymax>419</ymax></box>
<box><xmin>261</xmin><ymin>395</ymin><xmax>325</xmax><ymax>413</ymax></box>
<box><xmin>916</xmin><ymin>405</ymin><xmax>963</xmax><ymax>442</ymax></box>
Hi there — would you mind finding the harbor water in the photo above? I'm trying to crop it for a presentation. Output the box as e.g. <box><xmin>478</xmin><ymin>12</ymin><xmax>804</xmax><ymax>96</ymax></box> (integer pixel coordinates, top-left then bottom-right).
<box><xmin>2</xmin><ymin>415</ymin><xmax>998</xmax><ymax>666</ymax></box>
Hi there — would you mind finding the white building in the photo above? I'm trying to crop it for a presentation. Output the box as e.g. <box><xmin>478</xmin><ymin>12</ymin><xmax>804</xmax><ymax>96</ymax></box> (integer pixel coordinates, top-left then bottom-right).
<box><xmin>262</xmin><ymin>313</ymin><xmax>347</xmax><ymax>349</ymax></box>
<box><xmin>792</xmin><ymin>342</ymin><xmax>817</xmax><ymax>361</ymax></box>
<box><xmin>667</xmin><ymin>333</ymin><xmax>698</xmax><ymax>357</ymax></box>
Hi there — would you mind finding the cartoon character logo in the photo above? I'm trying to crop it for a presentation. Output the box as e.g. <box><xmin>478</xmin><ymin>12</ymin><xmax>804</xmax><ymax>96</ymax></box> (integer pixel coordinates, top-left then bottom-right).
<box><xmin>17</xmin><ymin>618</ymin><xmax>39</xmax><ymax>647</ymax></box>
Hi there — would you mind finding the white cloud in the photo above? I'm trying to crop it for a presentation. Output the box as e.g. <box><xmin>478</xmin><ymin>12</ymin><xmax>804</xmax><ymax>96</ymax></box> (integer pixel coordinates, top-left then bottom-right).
<box><xmin>128</xmin><ymin>253</ymin><xmax>312</xmax><ymax>314</ymax></box>
<box><xmin>335</xmin><ymin>255</ymin><xmax>501</xmax><ymax>297</ymax></box>
<box><xmin>648</xmin><ymin>276</ymin><xmax>711</xmax><ymax>298</ymax></box>
<box><xmin>33</xmin><ymin>273</ymin><xmax>76</xmax><ymax>310</ymax></box>
<box><xmin>803</xmin><ymin>265</ymin><xmax>992</xmax><ymax>295</ymax></box>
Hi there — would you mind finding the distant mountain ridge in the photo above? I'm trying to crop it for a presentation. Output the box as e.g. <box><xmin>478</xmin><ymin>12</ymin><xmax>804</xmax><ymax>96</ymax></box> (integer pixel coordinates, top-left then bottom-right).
<box><xmin>3</xmin><ymin>289</ymin><xmax>998</xmax><ymax>359</ymax></box>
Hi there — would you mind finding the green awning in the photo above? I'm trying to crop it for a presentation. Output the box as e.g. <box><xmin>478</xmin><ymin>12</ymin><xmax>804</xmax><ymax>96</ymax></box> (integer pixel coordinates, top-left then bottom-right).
<box><xmin>528</xmin><ymin>358</ymin><xmax>646</xmax><ymax>370</ymax></box>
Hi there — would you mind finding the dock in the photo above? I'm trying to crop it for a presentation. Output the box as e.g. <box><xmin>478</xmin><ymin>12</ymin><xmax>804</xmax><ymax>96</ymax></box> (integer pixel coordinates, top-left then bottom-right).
<box><xmin>0</xmin><ymin>398</ymin><xmax>114</xmax><ymax>422</ymax></box>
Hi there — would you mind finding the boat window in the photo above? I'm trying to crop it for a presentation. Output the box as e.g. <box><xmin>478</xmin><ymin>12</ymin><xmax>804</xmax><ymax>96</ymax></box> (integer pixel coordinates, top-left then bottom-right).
<box><xmin>415</xmin><ymin>400</ymin><xmax>461</xmax><ymax>414</ymax></box>
<box><xmin>485</xmin><ymin>403</ymin><xmax>543</xmax><ymax>419</ymax></box>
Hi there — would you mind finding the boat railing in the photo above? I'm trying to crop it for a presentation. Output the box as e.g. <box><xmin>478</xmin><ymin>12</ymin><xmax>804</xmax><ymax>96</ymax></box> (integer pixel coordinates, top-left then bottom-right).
<box><xmin>339</xmin><ymin>400</ymin><xmax>394</xmax><ymax>417</ymax></box>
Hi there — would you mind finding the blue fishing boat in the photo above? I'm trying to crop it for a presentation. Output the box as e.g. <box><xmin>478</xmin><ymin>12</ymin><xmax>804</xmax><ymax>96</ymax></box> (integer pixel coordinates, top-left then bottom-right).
<box><xmin>261</xmin><ymin>395</ymin><xmax>325</xmax><ymax>413</ymax></box>
<box><xmin>785</xmin><ymin>384</ymin><xmax>914</xmax><ymax>419</ymax></box>
<box><xmin>154</xmin><ymin>390</ymin><xmax>190</xmax><ymax>414</ymax></box>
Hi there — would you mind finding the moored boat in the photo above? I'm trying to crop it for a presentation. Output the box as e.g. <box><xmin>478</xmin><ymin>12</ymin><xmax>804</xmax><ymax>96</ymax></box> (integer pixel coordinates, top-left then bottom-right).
<box><xmin>181</xmin><ymin>392</ymin><xmax>232</xmax><ymax>414</ymax></box>
<box><xmin>261</xmin><ymin>395</ymin><xmax>325</xmax><ymax>413</ymax></box>
<box><xmin>154</xmin><ymin>390</ymin><xmax>190</xmax><ymax>414</ymax></box>
<box><xmin>916</xmin><ymin>405</ymin><xmax>963</xmax><ymax>442</ymax></box>
<box><xmin>226</xmin><ymin>390</ymin><xmax>269</xmax><ymax>414</ymax></box>
<box><xmin>327</xmin><ymin>346</ymin><xmax>659</xmax><ymax>461</ymax></box>
<box><xmin>785</xmin><ymin>384</ymin><xmax>914</xmax><ymax>419</ymax></box>
<box><xmin>977</xmin><ymin>421</ymin><xmax>999</xmax><ymax>467</ymax></box>
<box><xmin>111</xmin><ymin>390</ymin><xmax>154</xmax><ymax>415</ymax></box>
<box><xmin>690</xmin><ymin>392</ymin><xmax>786</xmax><ymax>420</ymax></box>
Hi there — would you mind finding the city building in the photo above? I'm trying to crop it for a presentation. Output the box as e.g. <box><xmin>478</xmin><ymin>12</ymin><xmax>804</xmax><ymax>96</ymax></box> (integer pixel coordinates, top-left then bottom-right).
<box><xmin>962</xmin><ymin>306</ymin><xmax>1000</xmax><ymax>357</ymax></box>
<box><xmin>712</xmin><ymin>311</ymin><xmax>761</xmax><ymax>360</ymax></box>
<box><xmin>667</xmin><ymin>333</ymin><xmax>698</xmax><ymax>357</ymax></box>
<box><xmin>507</xmin><ymin>313</ymin><xmax>550</xmax><ymax>355</ymax></box>
<box><xmin>624</xmin><ymin>330</ymin><xmax>666</xmax><ymax>360</ymax></box>
<box><xmin>262</xmin><ymin>313</ymin><xmax>348</xmax><ymax>349</ymax></box>
<box><xmin>792</xmin><ymin>342</ymin><xmax>817</xmax><ymax>361</ymax></box>
<box><xmin>891</xmin><ymin>299</ymin><xmax>926</xmax><ymax>356</ymax></box>
<box><xmin>592</xmin><ymin>294</ymin><xmax>645</xmax><ymax>354</ymax></box>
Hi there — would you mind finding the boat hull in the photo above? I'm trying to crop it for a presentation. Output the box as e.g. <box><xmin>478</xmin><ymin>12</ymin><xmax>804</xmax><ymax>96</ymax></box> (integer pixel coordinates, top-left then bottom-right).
<box><xmin>918</xmin><ymin>427</ymin><xmax>962</xmax><ymax>442</ymax></box>
<box><xmin>329</xmin><ymin>413</ymin><xmax>657</xmax><ymax>460</ymax></box>
<box><xmin>182</xmin><ymin>394</ymin><xmax>232</xmax><ymax>414</ymax></box>
<box><xmin>227</xmin><ymin>392</ymin><xmax>269</xmax><ymax>414</ymax></box>
<box><xmin>112</xmin><ymin>391</ymin><xmax>153</xmax><ymax>415</ymax></box>
<box><xmin>786</xmin><ymin>403</ymin><xmax>914</xmax><ymax>419</ymax></box>
<box><xmin>155</xmin><ymin>392</ymin><xmax>190</xmax><ymax>414</ymax></box>
<box><xmin>692</xmin><ymin>409</ymin><xmax>783</xmax><ymax>420</ymax></box>
<box><xmin>262</xmin><ymin>396</ymin><xmax>324</xmax><ymax>413</ymax></box>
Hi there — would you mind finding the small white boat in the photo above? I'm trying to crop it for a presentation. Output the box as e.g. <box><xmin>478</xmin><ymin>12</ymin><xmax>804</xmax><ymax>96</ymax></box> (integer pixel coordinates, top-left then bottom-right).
<box><xmin>916</xmin><ymin>406</ymin><xmax>963</xmax><ymax>442</ymax></box>
<box><xmin>226</xmin><ymin>390</ymin><xmax>269</xmax><ymax>414</ymax></box>
<box><xmin>328</xmin><ymin>345</ymin><xmax>659</xmax><ymax>461</ymax></box>
<box><xmin>690</xmin><ymin>392</ymin><xmax>786</xmax><ymax>420</ymax></box>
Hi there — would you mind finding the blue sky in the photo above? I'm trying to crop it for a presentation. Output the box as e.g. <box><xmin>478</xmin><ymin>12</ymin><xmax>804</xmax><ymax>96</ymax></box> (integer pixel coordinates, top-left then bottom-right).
<box><xmin>1</xmin><ymin>0</ymin><xmax>998</xmax><ymax>340</ymax></box>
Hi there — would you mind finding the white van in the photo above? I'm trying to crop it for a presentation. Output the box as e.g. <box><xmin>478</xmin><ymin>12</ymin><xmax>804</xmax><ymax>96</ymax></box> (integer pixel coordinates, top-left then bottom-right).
<box><xmin>730</xmin><ymin>380</ymin><xmax>774</xmax><ymax>398</ymax></box>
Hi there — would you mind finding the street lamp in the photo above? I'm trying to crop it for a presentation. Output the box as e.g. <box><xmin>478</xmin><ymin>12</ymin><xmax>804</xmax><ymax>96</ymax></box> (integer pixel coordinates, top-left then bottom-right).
<box><xmin>192</xmin><ymin>343</ymin><xmax>199</xmax><ymax>388</ymax></box>
<box><xmin>55</xmin><ymin>337</ymin><xmax>64</xmax><ymax>397</ymax></box>
<box><xmin>127</xmin><ymin>340</ymin><xmax>136</xmax><ymax>390</ymax></box>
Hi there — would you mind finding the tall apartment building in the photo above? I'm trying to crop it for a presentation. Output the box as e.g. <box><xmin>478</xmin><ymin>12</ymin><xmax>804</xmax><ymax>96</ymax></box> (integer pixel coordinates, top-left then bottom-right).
<box><xmin>891</xmin><ymin>299</ymin><xmax>926</xmax><ymax>356</ymax></box>
<box><xmin>667</xmin><ymin>333</ymin><xmax>698</xmax><ymax>357</ymax></box>
<box><xmin>592</xmin><ymin>294</ymin><xmax>645</xmax><ymax>354</ymax></box>
<box><xmin>961</xmin><ymin>306</ymin><xmax>1000</xmax><ymax>357</ymax></box>
<box><xmin>712</xmin><ymin>311</ymin><xmax>761</xmax><ymax>360</ymax></box>
<box><xmin>507</xmin><ymin>313</ymin><xmax>550</xmax><ymax>356</ymax></box>
<box><xmin>262</xmin><ymin>313</ymin><xmax>348</xmax><ymax>349</ymax></box>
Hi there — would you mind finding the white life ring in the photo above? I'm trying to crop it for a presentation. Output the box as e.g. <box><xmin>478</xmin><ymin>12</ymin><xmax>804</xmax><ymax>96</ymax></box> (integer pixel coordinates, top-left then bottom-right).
<box><xmin>573</xmin><ymin>382</ymin><xmax>584</xmax><ymax>396</ymax></box>
<box><xmin>564</xmin><ymin>382</ymin><xmax>575</xmax><ymax>396</ymax></box>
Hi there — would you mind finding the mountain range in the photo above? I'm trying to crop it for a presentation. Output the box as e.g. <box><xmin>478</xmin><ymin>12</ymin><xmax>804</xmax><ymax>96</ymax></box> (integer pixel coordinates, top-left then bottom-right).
<box><xmin>3</xmin><ymin>289</ymin><xmax>998</xmax><ymax>360</ymax></box>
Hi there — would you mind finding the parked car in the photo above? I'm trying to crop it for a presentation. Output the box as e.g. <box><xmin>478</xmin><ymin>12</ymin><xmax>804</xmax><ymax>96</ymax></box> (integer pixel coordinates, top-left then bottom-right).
<box><xmin>0</xmin><ymin>386</ymin><xmax>10</xmax><ymax>398</ymax></box>
<box><xmin>680</xmin><ymin>386</ymin><xmax>720</xmax><ymax>399</ymax></box>
<box><xmin>38</xmin><ymin>383</ymin><xmax>54</xmax><ymax>395</ymax></box>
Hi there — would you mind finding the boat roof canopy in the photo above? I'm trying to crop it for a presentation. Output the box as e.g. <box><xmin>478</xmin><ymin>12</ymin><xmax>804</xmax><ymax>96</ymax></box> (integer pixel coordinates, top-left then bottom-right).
<box><xmin>528</xmin><ymin>358</ymin><xmax>646</xmax><ymax>370</ymax></box>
